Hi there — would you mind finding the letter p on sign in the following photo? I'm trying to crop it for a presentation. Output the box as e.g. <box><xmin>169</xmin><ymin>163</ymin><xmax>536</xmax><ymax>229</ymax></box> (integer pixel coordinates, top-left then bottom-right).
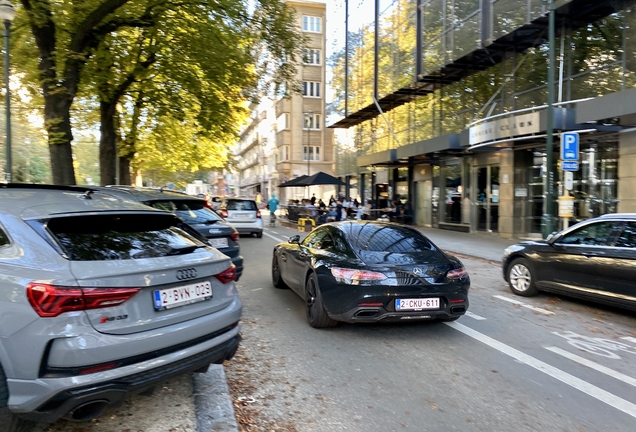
<box><xmin>561</xmin><ymin>132</ymin><xmax>579</xmax><ymax>161</ymax></box>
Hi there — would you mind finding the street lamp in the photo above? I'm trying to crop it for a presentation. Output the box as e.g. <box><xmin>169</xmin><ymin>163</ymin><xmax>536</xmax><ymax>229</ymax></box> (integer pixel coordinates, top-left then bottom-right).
<box><xmin>0</xmin><ymin>0</ymin><xmax>15</xmax><ymax>183</ymax></box>
<box><xmin>541</xmin><ymin>0</ymin><xmax>557</xmax><ymax>238</ymax></box>
<box><xmin>305</xmin><ymin>110</ymin><xmax>313</xmax><ymax>176</ymax></box>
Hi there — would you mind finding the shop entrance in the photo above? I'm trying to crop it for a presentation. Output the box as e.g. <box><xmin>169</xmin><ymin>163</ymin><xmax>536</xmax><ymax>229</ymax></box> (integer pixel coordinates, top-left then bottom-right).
<box><xmin>474</xmin><ymin>165</ymin><xmax>500</xmax><ymax>232</ymax></box>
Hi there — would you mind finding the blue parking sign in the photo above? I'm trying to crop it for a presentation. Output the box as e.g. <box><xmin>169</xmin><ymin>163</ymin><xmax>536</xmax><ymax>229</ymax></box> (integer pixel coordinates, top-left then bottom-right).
<box><xmin>561</xmin><ymin>132</ymin><xmax>579</xmax><ymax>161</ymax></box>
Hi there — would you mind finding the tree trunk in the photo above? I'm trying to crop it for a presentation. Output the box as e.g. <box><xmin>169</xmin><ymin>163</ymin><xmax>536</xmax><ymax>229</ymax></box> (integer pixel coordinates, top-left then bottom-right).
<box><xmin>119</xmin><ymin>156</ymin><xmax>132</xmax><ymax>185</ymax></box>
<box><xmin>45</xmin><ymin>94</ymin><xmax>77</xmax><ymax>185</ymax></box>
<box><xmin>99</xmin><ymin>99</ymin><xmax>118</xmax><ymax>186</ymax></box>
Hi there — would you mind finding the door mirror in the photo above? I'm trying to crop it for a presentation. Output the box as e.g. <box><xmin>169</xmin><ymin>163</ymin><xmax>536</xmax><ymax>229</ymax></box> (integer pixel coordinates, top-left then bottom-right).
<box><xmin>288</xmin><ymin>235</ymin><xmax>300</xmax><ymax>244</ymax></box>
<box><xmin>546</xmin><ymin>231</ymin><xmax>560</xmax><ymax>244</ymax></box>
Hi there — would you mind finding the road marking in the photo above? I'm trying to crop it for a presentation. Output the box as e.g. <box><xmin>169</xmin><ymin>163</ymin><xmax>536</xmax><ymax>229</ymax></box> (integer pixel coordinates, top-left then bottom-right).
<box><xmin>465</xmin><ymin>311</ymin><xmax>486</xmax><ymax>320</ymax></box>
<box><xmin>263</xmin><ymin>231</ymin><xmax>286</xmax><ymax>242</ymax></box>
<box><xmin>444</xmin><ymin>322</ymin><xmax>636</xmax><ymax>418</ymax></box>
<box><xmin>545</xmin><ymin>346</ymin><xmax>636</xmax><ymax>388</ymax></box>
<box><xmin>446</xmin><ymin>322</ymin><xmax>636</xmax><ymax>419</ymax></box>
<box><xmin>492</xmin><ymin>294</ymin><xmax>555</xmax><ymax>316</ymax></box>
<box><xmin>252</xmin><ymin>288</ymin><xmax>262</xmax><ymax>291</ymax></box>
<box><xmin>621</xmin><ymin>337</ymin><xmax>636</xmax><ymax>345</ymax></box>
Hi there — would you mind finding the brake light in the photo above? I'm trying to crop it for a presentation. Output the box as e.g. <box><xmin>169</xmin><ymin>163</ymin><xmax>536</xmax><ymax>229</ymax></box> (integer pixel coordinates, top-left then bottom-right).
<box><xmin>26</xmin><ymin>283</ymin><xmax>141</xmax><ymax>318</ymax></box>
<box><xmin>331</xmin><ymin>267</ymin><xmax>387</xmax><ymax>284</ymax></box>
<box><xmin>220</xmin><ymin>209</ymin><xmax>228</xmax><ymax>218</ymax></box>
<box><xmin>256</xmin><ymin>210</ymin><xmax>262</xmax><ymax>219</ymax></box>
<box><xmin>215</xmin><ymin>264</ymin><xmax>236</xmax><ymax>283</ymax></box>
<box><xmin>446</xmin><ymin>267</ymin><xmax>468</xmax><ymax>279</ymax></box>
<box><xmin>230</xmin><ymin>232</ymin><xmax>239</xmax><ymax>242</ymax></box>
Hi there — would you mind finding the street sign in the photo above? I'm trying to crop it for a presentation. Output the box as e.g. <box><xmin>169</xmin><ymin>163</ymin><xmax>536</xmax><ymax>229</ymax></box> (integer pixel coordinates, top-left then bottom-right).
<box><xmin>558</xmin><ymin>195</ymin><xmax>574</xmax><ymax>218</ymax></box>
<box><xmin>561</xmin><ymin>161</ymin><xmax>579</xmax><ymax>171</ymax></box>
<box><xmin>564</xmin><ymin>171</ymin><xmax>573</xmax><ymax>190</ymax></box>
<box><xmin>561</xmin><ymin>132</ymin><xmax>579</xmax><ymax>161</ymax></box>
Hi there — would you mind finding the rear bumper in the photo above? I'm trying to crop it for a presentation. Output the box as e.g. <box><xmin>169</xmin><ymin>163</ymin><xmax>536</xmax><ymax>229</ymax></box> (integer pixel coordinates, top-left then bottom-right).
<box><xmin>10</xmin><ymin>333</ymin><xmax>241</xmax><ymax>423</ymax></box>
<box><xmin>235</xmin><ymin>226</ymin><xmax>263</xmax><ymax>234</ymax></box>
<box><xmin>330</xmin><ymin>305</ymin><xmax>468</xmax><ymax>323</ymax></box>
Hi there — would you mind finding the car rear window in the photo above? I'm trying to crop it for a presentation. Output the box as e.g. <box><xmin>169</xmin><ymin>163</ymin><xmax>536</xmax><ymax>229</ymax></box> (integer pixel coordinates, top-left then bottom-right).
<box><xmin>46</xmin><ymin>214</ymin><xmax>205</xmax><ymax>261</ymax></box>
<box><xmin>148</xmin><ymin>200</ymin><xmax>222</xmax><ymax>225</ymax></box>
<box><xmin>226</xmin><ymin>200</ymin><xmax>257</xmax><ymax>211</ymax></box>
<box><xmin>345</xmin><ymin>224</ymin><xmax>435</xmax><ymax>253</ymax></box>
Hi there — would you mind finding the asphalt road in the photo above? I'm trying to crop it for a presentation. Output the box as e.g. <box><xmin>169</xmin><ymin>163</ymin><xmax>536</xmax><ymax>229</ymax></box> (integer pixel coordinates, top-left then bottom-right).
<box><xmin>225</xmin><ymin>223</ymin><xmax>636</xmax><ymax>432</ymax></box>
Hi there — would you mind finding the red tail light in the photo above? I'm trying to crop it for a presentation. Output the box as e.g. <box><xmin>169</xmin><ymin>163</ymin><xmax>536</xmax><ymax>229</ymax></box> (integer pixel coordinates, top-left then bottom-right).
<box><xmin>26</xmin><ymin>283</ymin><xmax>141</xmax><ymax>318</ymax></box>
<box><xmin>446</xmin><ymin>267</ymin><xmax>468</xmax><ymax>279</ymax></box>
<box><xmin>220</xmin><ymin>209</ymin><xmax>228</xmax><ymax>218</ymax></box>
<box><xmin>215</xmin><ymin>264</ymin><xmax>236</xmax><ymax>283</ymax></box>
<box><xmin>256</xmin><ymin>210</ymin><xmax>262</xmax><ymax>219</ymax></box>
<box><xmin>331</xmin><ymin>267</ymin><xmax>387</xmax><ymax>284</ymax></box>
<box><xmin>230</xmin><ymin>232</ymin><xmax>239</xmax><ymax>242</ymax></box>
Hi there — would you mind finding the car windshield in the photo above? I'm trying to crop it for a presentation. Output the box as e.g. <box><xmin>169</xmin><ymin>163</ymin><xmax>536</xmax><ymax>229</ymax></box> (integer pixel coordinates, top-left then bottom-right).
<box><xmin>46</xmin><ymin>214</ymin><xmax>205</xmax><ymax>261</ymax></box>
<box><xmin>344</xmin><ymin>223</ymin><xmax>435</xmax><ymax>253</ymax></box>
<box><xmin>148</xmin><ymin>200</ymin><xmax>222</xmax><ymax>225</ymax></box>
<box><xmin>226</xmin><ymin>200</ymin><xmax>257</xmax><ymax>211</ymax></box>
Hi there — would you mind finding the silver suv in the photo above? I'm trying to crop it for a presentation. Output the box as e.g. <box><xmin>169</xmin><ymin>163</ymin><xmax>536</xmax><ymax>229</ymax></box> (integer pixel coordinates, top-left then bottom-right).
<box><xmin>0</xmin><ymin>184</ymin><xmax>242</xmax><ymax>429</ymax></box>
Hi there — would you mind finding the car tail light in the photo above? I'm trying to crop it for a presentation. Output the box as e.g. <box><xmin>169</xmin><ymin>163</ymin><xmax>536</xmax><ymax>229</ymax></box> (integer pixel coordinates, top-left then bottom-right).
<box><xmin>220</xmin><ymin>209</ymin><xmax>228</xmax><ymax>218</ymax></box>
<box><xmin>26</xmin><ymin>283</ymin><xmax>141</xmax><ymax>318</ymax></box>
<box><xmin>256</xmin><ymin>210</ymin><xmax>262</xmax><ymax>219</ymax></box>
<box><xmin>79</xmin><ymin>362</ymin><xmax>118</xmax><ymax>375</ymax></box>
<box><xmin>331</xmin><ymin>267</ymin><xmax>387</xmax><ymax>284</ymax></box>
<box><xmin>446</xmin><ymin>267</ymin><xmax>468</xmax><ymax>279</ymax></box>
<box><xmin>215</xmin><ymin>264</ymin><xmax>236</xmax><ymax>283</ymax></box>
<box><xmin>230</xmin><ymin>232</ymin><xmax>239</xmax><ymax>242</ymax></box>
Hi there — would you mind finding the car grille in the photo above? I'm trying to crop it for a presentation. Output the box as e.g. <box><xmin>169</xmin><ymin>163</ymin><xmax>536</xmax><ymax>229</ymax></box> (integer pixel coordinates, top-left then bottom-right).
<box><xmin>395</xmin><ymin>270</ymin><xmax>424</xmax><ymax>286</ymax></box>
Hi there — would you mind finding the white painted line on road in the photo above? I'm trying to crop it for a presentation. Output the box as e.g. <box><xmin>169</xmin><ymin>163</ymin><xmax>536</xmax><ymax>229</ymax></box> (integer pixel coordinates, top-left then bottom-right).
<box><xmin>493</xmin><ymin>294</ymin><xmax>555</xmax><ymax>316</ymax></box>
<box><xmin>621</xmin><ymin>337</ymin><xmax>636</xmax><ymax>345</ymax></box>
<box><xmin>446</xmin><ymin>321</ymin><xmax>636</xmax><ymax>420</ymax></box>
<box><xmin>263</xmin><ymin>231</ymin><xmax>287</xmax><ymax>242</ymax></box>
<box><xmin>252</xmin><ymin>288</ymin><xmax>262</xmax><ymax>291</ymax></box>
<box><xmin>545</xmin><ymin>346</ymin><xmax>636</xmax><ymax>388</ymax></box>
<box><xmin>465</xmin><ymin>311</ymin><xmax>486</xmax><ymax>320</ymax></box>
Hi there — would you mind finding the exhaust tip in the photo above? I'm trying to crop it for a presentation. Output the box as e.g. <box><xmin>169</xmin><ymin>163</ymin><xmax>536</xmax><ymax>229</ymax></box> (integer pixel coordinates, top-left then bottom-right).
<box><xmin>450</xmin><ymin>306</ymin><xmax>466</xmax><ymax>314</ymax></box>
<box><xmin>69</xmin><ymin>400</ymin><xmax>110</xmax><ymax>421</ymax></box>
<box><xmin>354</xmin><ymin>309</ymin><xmax>379</xmax><ymax>318</ymax></box>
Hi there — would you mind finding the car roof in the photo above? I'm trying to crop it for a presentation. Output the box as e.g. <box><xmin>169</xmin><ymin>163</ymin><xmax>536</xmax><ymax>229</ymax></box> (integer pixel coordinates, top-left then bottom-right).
<box><xmin>598</xmin><ymin>213</ymin><xmax>636</xmax><ymax>220</ymax></box>
<box><xmin>98</xmin><ymin>186</ymin><xmax>207</xmax><ymax>203</ymax></box>
<box><xmin>0</xmin><ymin>184</ymin><xmax>164</xmax><ymax>219</ymax></box>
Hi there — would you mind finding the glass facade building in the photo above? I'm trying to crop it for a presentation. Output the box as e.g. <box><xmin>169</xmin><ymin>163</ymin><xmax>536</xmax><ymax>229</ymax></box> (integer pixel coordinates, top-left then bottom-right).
<box><xmin>330</xmin><ymin>0</ymin><xmax>636</xmax><ymax>238</ymax></box>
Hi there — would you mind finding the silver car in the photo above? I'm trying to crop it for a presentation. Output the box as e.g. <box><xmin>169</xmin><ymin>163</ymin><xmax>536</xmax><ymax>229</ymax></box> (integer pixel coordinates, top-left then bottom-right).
<box><xmin>0</xmin><ymin>184</ymin><xmax>242</xmax><ymax>429</ymax></box>
<box><xmin>218</xmin><ymin>198</ymin><xmax>264</xmax><ymax>238</ymax></box>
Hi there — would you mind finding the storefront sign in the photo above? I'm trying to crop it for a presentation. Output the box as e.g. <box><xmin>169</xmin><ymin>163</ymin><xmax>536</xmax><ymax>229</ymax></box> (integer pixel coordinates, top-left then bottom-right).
<box><xmin>469</xmin><ymin>112</ymin><xmax>541</xmax><ymax>145</ymax></box>
<box><xmin>558</xmin><ymin>195</ymin><xmax>574</xmax><ymax>218</ymax></box>
<box><xmin>514</xmin><ymin>188</ymin><xmax>528</xmax><ymax>197</ymax></box>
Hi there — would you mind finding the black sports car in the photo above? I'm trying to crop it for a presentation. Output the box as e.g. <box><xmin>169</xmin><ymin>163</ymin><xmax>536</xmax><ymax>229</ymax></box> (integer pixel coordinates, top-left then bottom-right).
<box><xmin>271</xmin><ymin>221</ymin><xmax>470</xmax><ymax>328</ymax></box>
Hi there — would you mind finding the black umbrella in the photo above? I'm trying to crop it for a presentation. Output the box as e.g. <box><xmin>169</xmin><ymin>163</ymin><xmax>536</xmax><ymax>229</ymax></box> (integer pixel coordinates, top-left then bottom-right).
<box><xmin>278</xmin><ymin>175</ymin><xmax>308</xmax><ymax>188</ymax></box>
<box><xmin>294</xmin><ymin>172</ymin><xmax>345</xmax><ymax>186</ymax></box>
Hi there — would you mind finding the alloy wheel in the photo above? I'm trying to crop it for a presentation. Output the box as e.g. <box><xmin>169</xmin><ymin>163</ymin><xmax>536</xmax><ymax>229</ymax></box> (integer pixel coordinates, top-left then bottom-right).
<box><xmin>510</xmin><ymin>263</ymin><xmax>531</xmax><ymax>292</ymax></box>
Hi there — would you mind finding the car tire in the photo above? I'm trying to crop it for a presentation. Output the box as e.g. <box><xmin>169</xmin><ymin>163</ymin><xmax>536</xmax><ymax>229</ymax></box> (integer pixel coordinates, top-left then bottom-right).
<box><xmin>271</xmin><ymin>254</ymin><xmax>289</xmax><ymax>289</ymax></box>
<box><xmin>507</xmin><ymin>258</ymin><xmax>539</xmax><ymax>297</ymax></box>
<box><xmin>305</xmin><ymin>273</ymin><xmax>338</xmax><ymax>328</ymax></box>
<box><xmin>256</xmin><ymin>231</ymin><xmax>263</xmax><ymax>238</ymax></box>
<box><xmin>0</xmin><ymin>364</ymin><xmax>36</xmax><ymax>432</ymax></box>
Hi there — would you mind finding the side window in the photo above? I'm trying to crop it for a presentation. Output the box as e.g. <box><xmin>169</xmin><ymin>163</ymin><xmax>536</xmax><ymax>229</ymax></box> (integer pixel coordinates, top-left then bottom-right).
<box><xmin>331</xmin><ymin>230</ymin><xmax>349</xmax><ymax>254</ymax></box>
<box><xmin>615</xmin><ymin>222</ymin><xmax>636</xmax><ymax>248</ymax></box>
<box><xmin>0</xmin><ymin>227</ymin><xmax>10</xmax><ymax>247</ymax></box>
<box><xmin>303</xmin><ymin>230</ymin><xmax>329</xmax><ymax>249</ymax></box>
<box><xmin>558</xmin><ymin>221</ymin><xmax>618</xmax><ymax>246</ymax></box>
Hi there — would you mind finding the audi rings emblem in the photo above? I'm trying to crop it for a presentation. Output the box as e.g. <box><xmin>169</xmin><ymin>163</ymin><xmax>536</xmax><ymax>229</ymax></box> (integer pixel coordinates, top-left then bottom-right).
<box><xmin>176</xmin><ymin>268</ymin><xmax>198</xmax><ymax>280</ymax></box>
<box><xmin>412</xmin><ymin>267</ymin><xmax>423</xmax><ymax>276</ymax></box>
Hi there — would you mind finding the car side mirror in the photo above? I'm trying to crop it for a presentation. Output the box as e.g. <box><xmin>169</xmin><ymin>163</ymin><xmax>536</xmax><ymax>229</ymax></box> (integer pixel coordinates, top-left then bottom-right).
<box><xmin>546</xmin><ymin>231</ymin><xmax>559</xmax><ymax>245</ymax></box>
<box><xmin>288</xmin><ymin>235</ymin><xmax>300</xmax><ymax>244</ymax></box>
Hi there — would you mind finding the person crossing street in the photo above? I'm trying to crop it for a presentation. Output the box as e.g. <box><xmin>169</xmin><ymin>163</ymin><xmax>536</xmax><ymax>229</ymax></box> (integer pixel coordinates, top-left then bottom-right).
<box><xmin>267</xmin><ymin>193</ymin><xmax>279</xmax><ymax>227</ymax></box>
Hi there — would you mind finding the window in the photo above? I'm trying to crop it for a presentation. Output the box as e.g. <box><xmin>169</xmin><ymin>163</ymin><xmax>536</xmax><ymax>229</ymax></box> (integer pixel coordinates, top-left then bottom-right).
<box><xmin>277</xmin><ymin>113</ymin><xmax>290</xmax><ymax>131</ymax></box>
<box><xmin>558</xmin><ymin>221</ymin><xmax>618</xmax><ymax>246</ymax></box>
<box><xmin>302</xmin><ymin>81</ymin><xmax>321</xmax><ymax>97</ymax></box>
<box><xmin>302</xmin><ymin>16</ymin><xmax>322</xmax><ymax>33</ymax></box>
<box><xmin>0</xmin><ymin>227</ymin><xmax>9</xmax><ymax>247</ymax></box>
<box><xmin>303</xmin><ymin>146</ymin><xmax>320</xmax><ymax>161</ymax></box>
<box><xmin>303</xmin><ymin>113</ymin><xmax>321</xmax><ymax>130</ymax></box>
<box><xmin>303</xmin><ymin>49</ymin><xmax>321</xmax><ymax>65</ymax></box>
<box><xmin>303</xmin><ymin>229</ymin><xmax>331</xmax><ymax>249</ymax></box>
<box><xmin>278</xmin><ymin>145</ymin><xmax>290</xmax><ymax>162</ymax></box>
<box><xmin>615</xmin><ymin>222</ymin><xmax>636</xmax><ymax>248</ymax></box>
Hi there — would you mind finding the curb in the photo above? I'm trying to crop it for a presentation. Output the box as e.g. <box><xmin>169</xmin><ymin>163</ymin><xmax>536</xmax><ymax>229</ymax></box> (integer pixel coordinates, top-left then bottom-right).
<box><xmin>193</xmin><ymin>364</ymin><xmax>239</xmax><ymax>432</ymax></box>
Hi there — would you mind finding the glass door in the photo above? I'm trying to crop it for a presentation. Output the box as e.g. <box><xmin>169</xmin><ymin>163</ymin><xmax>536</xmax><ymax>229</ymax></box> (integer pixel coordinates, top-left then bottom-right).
<box><xmin>474</xmin><ymin>165</ymin><xmax>500</xmax><ymax>232</ymax></box>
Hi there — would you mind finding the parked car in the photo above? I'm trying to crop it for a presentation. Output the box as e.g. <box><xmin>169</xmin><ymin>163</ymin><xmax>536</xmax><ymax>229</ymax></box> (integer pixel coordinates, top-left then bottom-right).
<box><xmin>0</xmin><ymin>184</ymin><xmax>242</xmax><ymax>430</ymax></box>
<box><xmin>271</xmin><ymin>221</ymin><xmax>470</xmax><ymax>328</ymax></box>
<box><xmin>218</xmin><ymin>197</ymin><xmax>263</xmax><ymax>238</ymax></box>
<box><xmin>503</xmin><ymin>213</ymin><xmax>636</xmax><ymax>310</ymax></box>
<box><xmin>98</xmin><ymin>186</ymin><xmax>244</xmax><ymax>280</ymax></box>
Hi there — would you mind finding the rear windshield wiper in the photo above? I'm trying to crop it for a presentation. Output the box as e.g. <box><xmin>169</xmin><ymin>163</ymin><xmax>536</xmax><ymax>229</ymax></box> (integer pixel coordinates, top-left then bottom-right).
<box><xmin>203</xmin><ymin>219</ymin><xmax>219</xmax><ymax>225</ymax></box>
<box><xmin>166</xmin><ymin>245</ymin><xmax>205</xmax><ymax>256</ymax></box>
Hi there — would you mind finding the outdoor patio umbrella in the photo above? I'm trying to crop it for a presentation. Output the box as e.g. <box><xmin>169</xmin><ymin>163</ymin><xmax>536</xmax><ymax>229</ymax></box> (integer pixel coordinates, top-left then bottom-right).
<box><xmin>278</xmin><ymin>175</ymin><xmax>308</xmax><ymax>187</ymax></box>
<box><xmin>294</xmin><ymin>171</ymin><xmax>346</xmax><ymax>186</ymax></box>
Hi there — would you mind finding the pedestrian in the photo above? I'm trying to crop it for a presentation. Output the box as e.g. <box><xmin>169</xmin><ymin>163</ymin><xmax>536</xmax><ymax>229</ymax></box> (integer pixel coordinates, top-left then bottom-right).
<box><xmin>310</xmin><ymin>193</ymin><xmax>316</xmax><ymax>206</ymax></box>
<box><xmin>335</xmin><ymin>200</ymin><xmax>343</xmax><ymax>222</ymax></box>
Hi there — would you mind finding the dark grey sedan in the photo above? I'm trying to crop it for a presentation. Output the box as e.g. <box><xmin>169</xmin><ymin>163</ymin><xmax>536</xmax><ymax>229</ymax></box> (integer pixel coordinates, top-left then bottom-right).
<box><xmin>502</xmin><ymin>213</ymin><xmax>636</xmax><ymax>310</ymax></box>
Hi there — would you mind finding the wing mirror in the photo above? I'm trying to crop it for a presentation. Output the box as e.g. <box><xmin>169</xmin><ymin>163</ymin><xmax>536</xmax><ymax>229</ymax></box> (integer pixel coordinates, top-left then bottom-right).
<box><xmin>288</xmin><ymin>235</ymin><xmax>300</xmax><ymax>244</ymax></box>
<box><xmin>546</xmin><ymin>231</ymin><xmax>559</xmax><ymax>244</ymax></box>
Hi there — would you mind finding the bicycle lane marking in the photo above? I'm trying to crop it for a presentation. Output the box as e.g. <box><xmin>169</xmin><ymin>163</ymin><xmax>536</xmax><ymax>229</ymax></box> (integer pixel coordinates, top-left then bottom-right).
<box><xmin>492</xmin><ymin>294</ymin><xmax>556</xmax><ymax>316</ymax></box>
<box><xmin>545</xmin><ymin>346</ymin><xmax>636</xmax><ymax>388</ymax></box>
<box><xmin>263</xmin><ymin>231</ymin><xmax>291</xmax><ymax>242</ymax></box>
<box><xmin>445</xmin><ymin>321</ymin><xmax>636</xmax><ymax>419</ymax></box>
